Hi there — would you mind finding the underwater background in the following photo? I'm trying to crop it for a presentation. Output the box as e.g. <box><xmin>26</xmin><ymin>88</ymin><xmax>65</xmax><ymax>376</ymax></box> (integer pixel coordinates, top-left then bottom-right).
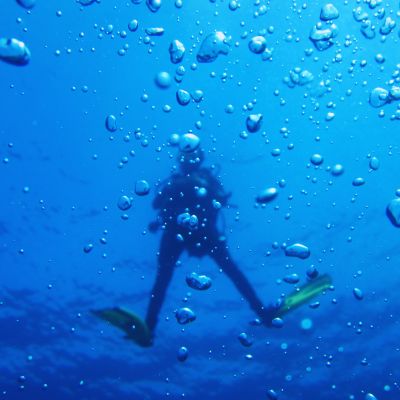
<box><xmin>1</xmin><ymin>0</ymin><xmax>400</xmax><ymax>399</ymax></box>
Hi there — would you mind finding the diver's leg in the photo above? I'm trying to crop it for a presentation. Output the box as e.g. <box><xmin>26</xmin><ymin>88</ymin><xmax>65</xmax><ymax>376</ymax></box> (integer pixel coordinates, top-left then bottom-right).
<box><xmin>210</xmin><ymin>241</ymin><xmax>273</xmax><ymax>324</ymax></box>
<box><xmin>145</xmin><ymin>233</ymin><xmax>183</xmax><ymax>334</ymax></box>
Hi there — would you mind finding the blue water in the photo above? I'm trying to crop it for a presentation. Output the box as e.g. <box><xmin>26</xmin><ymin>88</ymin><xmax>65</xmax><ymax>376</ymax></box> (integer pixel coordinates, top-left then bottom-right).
<box><xmin>1</xmin><ymin>1</ymin><xmax>400</xmax><ymax>399</ymax></box>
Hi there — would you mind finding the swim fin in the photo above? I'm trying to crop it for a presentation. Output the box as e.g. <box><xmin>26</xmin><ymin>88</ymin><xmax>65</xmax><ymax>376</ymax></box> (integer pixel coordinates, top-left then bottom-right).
<box><xmin>91</xmin><ymin>307</ymin><xmax>153</xmax><ymax>347</ymax></box>
<box><xmin>273</xmin><ymin>274</ymin><xmax>332</xmax><ymax>318</ymax></box>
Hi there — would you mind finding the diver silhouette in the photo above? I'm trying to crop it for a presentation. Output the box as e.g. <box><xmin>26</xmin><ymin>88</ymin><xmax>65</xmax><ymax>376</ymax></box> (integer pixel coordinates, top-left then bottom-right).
<box><xmin>145</xmin><ymin>148</ymin><xmax>271</xmax><ymax>334</ymax></box>
<box><xmin>92</xmin><ymin>148</ymin><xmax>332</xmax><ymax>347</ymax></box>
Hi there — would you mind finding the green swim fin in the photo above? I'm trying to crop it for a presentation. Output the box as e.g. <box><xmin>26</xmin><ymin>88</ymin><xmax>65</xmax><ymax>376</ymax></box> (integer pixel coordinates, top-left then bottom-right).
<box><xmin>92</xmin><ymin>307</ymin><xmax>153</xmax><ymax>347</ymax></box>
<box><xmin>273</xmin><ymin>274</ymin><xmax>332</xmax><ymax>318</ymax></box>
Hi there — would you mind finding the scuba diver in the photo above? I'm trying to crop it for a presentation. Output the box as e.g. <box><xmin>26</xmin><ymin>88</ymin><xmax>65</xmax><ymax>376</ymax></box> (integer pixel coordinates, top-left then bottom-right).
<box><xmin>145</xmin><ymin>148</ymin><xmax>272</xmax><ymax>334</ymax></box>
<box><xmin>93</xmin><ymin>147</ymin><xmax>332</xmax><ymax>347</ymax></box>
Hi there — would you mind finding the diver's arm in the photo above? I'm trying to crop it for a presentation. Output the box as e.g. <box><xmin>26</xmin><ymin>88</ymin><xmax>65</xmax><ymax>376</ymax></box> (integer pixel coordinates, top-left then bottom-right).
<box><xmin>152</xmin><ymin>174</ymin><xmax>187</xmax><ymax>209</ymax></box>
<box><xmin>150</xmin><ymin>183</ymin><xmax>170</xmax><ymax>233</ymax></box>
<box><xmin>150</xmin><ymin>175</ymin><xmax>183</xmax><ymax>232</ymax></box>
<box><xmin>152</xmin><ymin>192</ymin><xmax>165</xmax><ymax>210</ymax></box>
<box><xmin>202</xmin><ymin>170</ymin><xmax>232</xmax><ymax>206</ymax></box>
<box><xmin>152</xmin><ymin>181</ymin><xmax>174</xmax><ymax>210</ymax></box>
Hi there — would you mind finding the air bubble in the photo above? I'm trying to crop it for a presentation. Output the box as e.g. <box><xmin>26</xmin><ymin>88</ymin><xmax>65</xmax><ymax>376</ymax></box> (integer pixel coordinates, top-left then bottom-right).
<box><xmin>176</xmin><ymin>89</ymin><xmax>191</xmax><ymax>106</ymax></box>
<box><xmin>0</xmin><ymin>38</ymin><xmax>31</xmax><ymax>66</ymax></box>
<box><xmin>169</xmin><ymin>40</ymin><xmax>185</xmax><ymax>64</ymax></box>
<box><xmin>256</xmin><ymin>187</ymin><xmax>278</xmax><ymax>204</ymax></box>
<box><xmin>105</xmin><ymin>115</ymin><xmax>117</xmax><ymax>132</ymax></box>
<box><xmin>128</xmin><ymin>19</ymin><xmax>139</xmax><ymax>32</ymax></box>
<box><xmin>16</xmin><ymin>0</ymin><xmax>35</xmax><ymax>9</ymax></box>
<box><xmin>284</xmin><ymin>243</ymin><xmax>310</xmax><ymax>259</ymax></box>
<box><xmin>197</xmin><ymin>32</ymin><xmax>230</xmax><ymax>63</ymax></box>
<box><xmin>320</xmin><ymin>3</ymin><xmax>339</xmax><ymax>21</ymax></box>
<box><xmin>175</xmin><ymin>307</ymin><xmax>196</xmax><ymax>324</ymax></box>
<box><xmin>386</xmin><ymin>198</ymin><xmax>400</xmax><ymax>227</ymax></box>
<box><xmin>353</xmin><ymin>287</ymin><xmax>364</xmax><ymax>300</ymax></box>
<box><xmin>117</xmin><ymin>195</ymin><xmax>132</xmax><ymax>210</ymax></box>
<box><xmin>186</xmin><ymin>272</ymin><xmax>212</xmax><ymax>290</ymax></box>
<box><xmin>246</xmin><ymin>114</ymin><xmax>263</xmax><ymax>133</ymax></box>
<box><xmin>177</xmin><ymin>346</ymin><xmax>188</xmax><ymax>362</ymax></box>
<box><xmin>135</xmin><ymin>180</ymin><xmax>150</xmax><ymax>196</ymax></box>
<box><xmin>248</xmin><ymin>36</ymin><xmax>267</xmax><ymax>54</ymax></box>
<box><xmin>310</xmin><ymin>153</ymin><xmax>323</xmax><ymax>165</ymax></box>
<box><xmin>155</xmin><ymin>71</ymin><xmax>172</xmax><ymax>89</ymax></box>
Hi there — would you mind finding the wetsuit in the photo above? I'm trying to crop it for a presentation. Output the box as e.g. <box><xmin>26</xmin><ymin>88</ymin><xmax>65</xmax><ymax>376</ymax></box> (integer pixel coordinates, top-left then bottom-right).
<box><xmin>145</xmin><ymin>167</ymin><xmax>271</xmax><ymax>333</ymax></box>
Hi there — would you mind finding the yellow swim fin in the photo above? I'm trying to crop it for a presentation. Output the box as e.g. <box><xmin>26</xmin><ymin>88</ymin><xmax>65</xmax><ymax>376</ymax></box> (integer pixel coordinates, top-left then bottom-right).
<box><xmin>273</xmin><ymin>274</ymin><xmax>332</xmax><ymax>318</ymax></box>
<box><xmin>92</xmin><ymin>307</ymin><xmax>153</xmax><ymax>347</ymax></box>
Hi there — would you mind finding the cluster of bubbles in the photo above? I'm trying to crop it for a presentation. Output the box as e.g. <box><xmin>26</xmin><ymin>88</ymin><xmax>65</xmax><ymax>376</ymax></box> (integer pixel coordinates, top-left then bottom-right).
<box><xmin>177</xmin><ymin>212</ymin><xmax>199</xmax><ymax>230</ymax></box>
<box><xmin>309</xmin><ymin>4</ymin><xmax>339</xmax><ymax>51</ymax></box>
<box><xmin>369</xmin><ymin>86</ymin><xmax>400</xmax><ymax>109</ymax></box>
<box><xmin>353</xmin><ymin>1</ymin><xmax>396</xmax><ymax>40</ymax></box>
<box><xmin>283</xmin><ymin>67</ymin><xmax>314</xmax><ymax>88</ymax></box>
<box><xmin>25</xmin><ymin>0</ymin><xmax>167</xmax><ymax>61</ymax></box>
<box><xmin>173</xmin><ymin>271</ymin><xmax>213</xmax><ymax>361</ymax></box>
<box><xmin>364</xmin><ymin>60</ymin><xmax>400</xmax><ymax>119</ymax></box>
<box><xmin>115</xmin><ymin>180</ymin><xmax>149</xmax><ymax>214</ymax></box>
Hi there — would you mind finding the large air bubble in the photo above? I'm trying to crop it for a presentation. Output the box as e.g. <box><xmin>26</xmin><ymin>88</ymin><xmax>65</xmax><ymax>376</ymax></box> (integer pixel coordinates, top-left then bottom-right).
<box><xmin>284</xmin><ymin>243</ymin><xmax>310</xmax><ymax>259</ymax></box>
<box><xmin>369</xmin><ymin>87</ymin><xmax>389</xmax><ymax>107</ymax></box>
<box><xmin>179</xmin><ymin>133</ymin><xmax>200</xmax><ymax>152</ymax></box>
<box><xmin>186</xmin><ymin>272</ymin><xmax>212</xmax><ymax>290</ymax></box>
<box><xmin>0</xmin><ymin>38</ymin><xmax>31</xmax><ymax>66</ymax></box>
<box><xmin>386</xmin><ymin>198</ymin><xmax>400</xmax><ymax>227</ymax></box>
<box><xmin>169</xmin><ymin>40</ymin><xmax>185</xmax><ymax>64</ymax></box>
<box><xmin>197</xmin><ymin>32</ymin><xmax>230</xmax><ymax>63</ymax></box>
<box><xmin>16</xmin><ymin>0</ymin><xmax>36</xmax><ymax>9</ymax></box>
<box><xmin>175</xmin><ymin>307</ymin><xmax>196</xmax><ymax>324</ymax></box>
<box><xmin>320</xmin><ymin>4</ymin><xmax>339</xmax><ymax>21</ymax></box>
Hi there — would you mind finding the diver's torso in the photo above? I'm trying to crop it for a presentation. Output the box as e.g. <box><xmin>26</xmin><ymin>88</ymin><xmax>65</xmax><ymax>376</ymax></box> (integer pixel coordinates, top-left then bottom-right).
<box><xmin>156</xmin><ymin>169</ymin><xmax>224</xmax><ymax>239</ymax></box>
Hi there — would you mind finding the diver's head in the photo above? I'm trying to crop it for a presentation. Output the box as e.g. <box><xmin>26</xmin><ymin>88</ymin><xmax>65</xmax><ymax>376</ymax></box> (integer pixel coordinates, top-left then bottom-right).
<box><xmin>177</xmin><ymin>148</ymin><xmax>205</xmax><ymax>174</ymax></box>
